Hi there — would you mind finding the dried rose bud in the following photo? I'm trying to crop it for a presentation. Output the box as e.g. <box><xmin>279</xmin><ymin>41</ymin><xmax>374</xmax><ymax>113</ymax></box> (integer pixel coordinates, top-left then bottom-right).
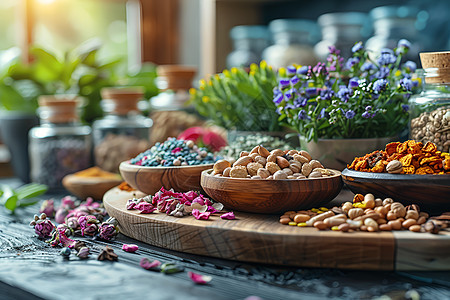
<box><xmin>99</xmin><ymin>223</ymin><xmax>118</xmax><ymax>241</ymax></box>
<box><xmin>97</xmin><ymin>246</ymin><xmax>118</xmax><ymax>261</ymax></box>
<box><xmin>33</xmin><ymin>219</ymin><xmax>55</xmax><ymax>238</ymax></box>
<box><xmin>78</xmin><ymin>215</ymin><xmax>99</xmax><ymax>236</ymax></box>
<box><xmin>56</xmin><ymin>224</ymin><xmax>73</xmax><ymax>237</ymax></box>
<box><xmin>39</xmin><ymin>199</ymin><xmax>55</xmax><ymax>218</ymax></box>
<box><xmin>77</xmin><ymin>247</ymin><xmax>90</xmax><ymax>259</ymax></box>
<box><xmin>55</xmin><ymin>207</ymin><xmax>69</xmax><ymax>224</ymax></box>
<box><xmin>66</xmin><ymin>217</ymin><xmax>79</xmax><ymax>230</ymax></box>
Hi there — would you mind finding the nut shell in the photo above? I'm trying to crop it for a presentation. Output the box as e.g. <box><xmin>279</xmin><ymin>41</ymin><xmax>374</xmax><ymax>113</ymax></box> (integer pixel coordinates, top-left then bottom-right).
<box><xmin>213</xmin><ymin>160</ymin><xmax>231</xmax><ymax>175</ymax></box>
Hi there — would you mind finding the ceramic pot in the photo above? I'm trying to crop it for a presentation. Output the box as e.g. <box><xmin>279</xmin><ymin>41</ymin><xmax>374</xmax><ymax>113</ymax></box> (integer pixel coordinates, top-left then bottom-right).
<box><xmin>0</xmin><ymin>111</ymin><xmax>39</xmax><ymax>183</ymax></box>
<box><xmin>299</xmin><ymin>136</ymin><xmax>397</xmax><ymax>171</ymax></box>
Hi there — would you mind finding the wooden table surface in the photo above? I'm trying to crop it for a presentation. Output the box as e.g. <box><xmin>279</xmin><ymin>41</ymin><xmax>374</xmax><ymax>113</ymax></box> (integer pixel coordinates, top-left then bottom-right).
<box><xmin>0</xmin><ymin>177</ymin><xmax>449</xmax><ymax>300</ymax></box>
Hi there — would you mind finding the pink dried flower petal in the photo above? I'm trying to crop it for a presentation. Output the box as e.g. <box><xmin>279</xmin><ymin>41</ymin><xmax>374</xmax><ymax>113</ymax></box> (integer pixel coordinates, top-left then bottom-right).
<box><xmin>192</xmin><ymin>197</ymin><xmax>205</xmax><ymax>206</ymax></box>
<box><xmin>39</xmin><ymin>199</ymin><xmax>55</xmax><ymax>217</ymax></box>
<box><xmin>188</xmin><ymin>271</ymin><xmax>212</xmax><ymax>284</ymax></box>
<box><xmin>182</xmin><ymin>191</ymin><xmax>198</xmax><ymax>202</ymax></box>
<box><xmin>122</xmin><ymin>244</ymin><xmax>139</xmax><ymax>253</ymax></box>
<box><xmin>192</xmin><ymin>209</ymin><xmax>211</xmax><ymax>220</ymax></box>
<box><xmin>220</xmin><ymin>211</ymin><xmax>235</xmax><ymax>220</ymax></box>
<box><xmin>140</xmin><ymin>258</ymin><xmax>161</xmax><ymax>270</ymax></box>
<box><xmin>135</xmin><ymin>202</ymin><xmax>156</xmax><ymax>214</ymax></box>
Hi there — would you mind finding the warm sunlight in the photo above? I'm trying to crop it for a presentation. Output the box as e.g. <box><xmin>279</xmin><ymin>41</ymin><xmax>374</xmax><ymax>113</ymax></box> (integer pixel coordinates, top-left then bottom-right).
<box><xmin>36</xmin><ymin>0</ymin><xmax>56</xmax><ymax>4</ymax></box>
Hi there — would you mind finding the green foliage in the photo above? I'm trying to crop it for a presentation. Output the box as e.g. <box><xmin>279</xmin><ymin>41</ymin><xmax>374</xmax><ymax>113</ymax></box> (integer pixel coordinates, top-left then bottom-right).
<box><xmin>0</xmin><ymin>45</ymin><xmax>159</xmax><ymax>123</ymax></box>
<box><xmin>188</xmin><ymin>61</ymin><xmax>281</xmax><ymax>132</ymax></box>
<box><xmin>0</xmin><ymin>183</ymin><xmax>48</xmax><ymax>213</ymax></box>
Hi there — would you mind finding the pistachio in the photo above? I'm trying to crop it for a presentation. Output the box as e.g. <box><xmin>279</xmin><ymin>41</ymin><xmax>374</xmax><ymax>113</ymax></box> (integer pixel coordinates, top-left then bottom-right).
<box><xmin>293</xmin><ymin>154</ymin><xmax>309</xmax><ymax>164</ymax></box>
<box><xmin>386</xmin><ymin>160</ymin><xmax>403</xmax><ymax>173</ymax></box>
<box><xmin>257</xmin><ymin>168</ymin><xmax>270</xmax><ymax>179</ymax></box>
<box><xmin>273</xmin><ymin>170</ymin><xmax>288</xmax><ymax>180</ymax></box>
<box><xmin>348</xmin><ymin>208</ymin><xmax>364</xmax><ymax>219</ymax></box>
<box><xmin>246</xmin><ymin>162</ymin><xmax>264</xmax><ymax>177</ymax></box>
<box><xmin>299</xmin><ymin>150</ymin><xmax>312</xmax><ymax>161</ymax></box>
<box><xmin>301</xmin><ymin>163</ymin><xmax>312</xmax><ymax>177</ymax></box>
<box><xmin>309</xmin><ymin>159</ymin><xmax>324</xmax><ymax>170</ymax></box>
<box><xmin>266</xmin><ymin>162</ymin><xmax>281</xmax><ymax>174</ymax></box>
<box><xmin>229</xmin><ymin>166</ymin><xmax>248</xmax><ymax>178</ymax></box>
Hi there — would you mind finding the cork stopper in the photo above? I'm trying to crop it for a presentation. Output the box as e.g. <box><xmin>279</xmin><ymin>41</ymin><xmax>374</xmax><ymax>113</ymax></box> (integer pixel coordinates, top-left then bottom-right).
<box><xmin>419</xmin><ymin>51</ymin><xmax>450</xmax><ymax>84</ymax></box>
<box><xmin>38</xmin><ymin>95</ymin><xmax>80</xmax><ymax>123</ymax></box>
<box><xmin>100</xmin><ymin>87</ymin><xmax>144</xmax><ymax>115</ymax></box>
<box><xmin>157</xmin><ymin>65</ymin><xmax>197</xmax><ymax>91</ymax></box>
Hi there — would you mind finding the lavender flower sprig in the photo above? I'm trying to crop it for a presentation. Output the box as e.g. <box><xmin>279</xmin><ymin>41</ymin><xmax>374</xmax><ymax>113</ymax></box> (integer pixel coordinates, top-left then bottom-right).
<box><xmin>274</xmin><ymin>39</ymin><xmax>420</xmax><ymax>141</ymax></box>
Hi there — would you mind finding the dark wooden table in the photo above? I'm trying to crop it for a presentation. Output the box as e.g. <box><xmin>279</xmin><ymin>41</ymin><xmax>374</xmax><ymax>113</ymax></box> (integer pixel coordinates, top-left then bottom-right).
<box><xmin>1</xmin><ymin>177</ymin><xmax>449</xmax><ymax>300</ymax></box>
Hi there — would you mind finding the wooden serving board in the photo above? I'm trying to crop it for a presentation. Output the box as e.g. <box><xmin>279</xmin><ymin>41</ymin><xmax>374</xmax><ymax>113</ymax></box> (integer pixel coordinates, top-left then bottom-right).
<box><xmin>103</xmin><ymin>187</ymin><xmax>450</xmax><ymax>271</ymax></box>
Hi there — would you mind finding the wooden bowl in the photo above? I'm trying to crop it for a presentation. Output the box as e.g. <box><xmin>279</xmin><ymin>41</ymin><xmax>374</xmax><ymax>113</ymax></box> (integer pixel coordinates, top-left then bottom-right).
<box><xmin>341</xmin><ymin>168</ymin><xmax>450</xmax><ymax>210</ymax></box>
<box><xmin>62</xmin><ymin>174</ymin><xmax>123</xmax><ymax>200</ymax></box>
<box><xmin>119</xmin><ymin>161</ymin><xmax>214</xmax><ymax>195</ymax></box>
<box><xmin>201</xmin><ymin>169</ymin><xmax>343</xmax><ymax>214</ymax></box>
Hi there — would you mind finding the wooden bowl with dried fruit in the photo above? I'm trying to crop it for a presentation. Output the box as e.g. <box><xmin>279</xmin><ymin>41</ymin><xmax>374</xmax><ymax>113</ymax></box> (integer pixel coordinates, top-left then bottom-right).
<box><xmin>200</xmin><ymin>146</ymin><xmax>343</xmax><ymax>214</ymax></box>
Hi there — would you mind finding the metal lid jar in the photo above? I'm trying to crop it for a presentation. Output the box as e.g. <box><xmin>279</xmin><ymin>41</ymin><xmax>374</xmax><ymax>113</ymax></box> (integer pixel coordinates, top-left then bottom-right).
<box><xmin>262</xmin><ymin>19</ymin><xmax>319</xmax><ymax>69</ymax></box>
<box><xmin>409</xmin><ymin>51</ymin><xmax>450</xmax><ymax>153</ymax></box>
<box><xmin>29</xmin><ymin>95</ymin><xmax>92</xmax><ymax>190</ymax></box>
<box><xmin>93</xmin><ymin>86</ymin><xmax>153</xmax><ymax>172</ymax></box>
<box><xmin>226</xmin><ymin>25</ymin><xmax>270</xmax><ymax>69</ymax></box>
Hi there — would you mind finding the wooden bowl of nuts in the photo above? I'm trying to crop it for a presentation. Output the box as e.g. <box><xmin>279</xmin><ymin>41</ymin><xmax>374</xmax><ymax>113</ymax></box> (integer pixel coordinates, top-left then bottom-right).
<box><xmin>120</xmin><ymin>161</ymin><xmax>214</xmax><ymax>195</ymax></box>
<box><xmin>341</xmin><ymin>168</ymin><xmax>450</xmax><ymax>210</ymax></box>
<box><xmin>200</xmin><ymin>146</ymin><xmax>343</xmax><ymax>213</ymax></box>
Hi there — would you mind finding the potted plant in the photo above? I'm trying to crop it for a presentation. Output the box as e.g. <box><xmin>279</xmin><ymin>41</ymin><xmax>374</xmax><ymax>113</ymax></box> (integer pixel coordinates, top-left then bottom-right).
<box><xmin>188</xmin><ymin>61</ymin><xmax>286</xmax><ymax>142</ymax></box>
<box><xmin>273</xmin><ymin>39</ymin><xmax>421</xmax><ymax>170</ymax></box>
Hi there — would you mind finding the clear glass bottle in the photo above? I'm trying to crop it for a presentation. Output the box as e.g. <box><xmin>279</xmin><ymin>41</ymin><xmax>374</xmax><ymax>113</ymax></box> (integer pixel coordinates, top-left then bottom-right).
<box><xmin>409</xmin><ymin>51</ymin><xmax>450</xmax><ymax>153</ymax></box>
<box><xmin>262</xmin><ymin>19</ymin><xmax>320</xmax><ymax>69</ymax></box>
<box><xmin>314</xmin><ymin>12</ymin><xmax>370</xmax><ymax>61</ymax></box>
<box><xmin>226</xmin><ymin>25</ymin><xmax>270</xmax><ymax>69</ymax></box>
<box><xmin>365</xmin><ymin>5</ymin><xmax>422</xmax><ymax>64</ymax></box>
<box><xmin>93</xmin><ymin>87</ymin><xmax>153</xmax><ymax>172</ymax></box>
<box><xmin>29</xmin><ymin>96</ymin><xmax>92</xmax><ymax>190</ymax></box>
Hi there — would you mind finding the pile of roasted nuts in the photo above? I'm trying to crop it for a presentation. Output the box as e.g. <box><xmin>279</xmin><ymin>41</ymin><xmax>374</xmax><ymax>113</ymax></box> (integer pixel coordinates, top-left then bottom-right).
<box><xmin>280</xmin><ymin>193</ymin><xmax>448</xmax><ymax>233</ymax></box>
<box><xmin>212</xmin><ymin>145</ymin><xmax>333</xmax><ymax>179</ymax></box>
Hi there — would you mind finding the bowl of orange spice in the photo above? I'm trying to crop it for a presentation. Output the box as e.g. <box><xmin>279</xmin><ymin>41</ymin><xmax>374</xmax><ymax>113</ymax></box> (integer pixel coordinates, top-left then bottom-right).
<box><xmin>62</xmin><ymin>166</ymin><xmax>123</xmax><ymax>200</ymax></box>
<box><xmin>342</xmin><ymin>140</ymin><xmax>450</xmax><ymax>209</ymax></box>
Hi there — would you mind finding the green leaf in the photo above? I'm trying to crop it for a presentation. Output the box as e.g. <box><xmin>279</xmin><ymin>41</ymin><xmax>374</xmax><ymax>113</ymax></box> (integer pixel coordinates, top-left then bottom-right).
<box><xmin>4</xmin><ymin>195</ymin><xmax>18</xmax><ymax>212</ymax></box>
<box><xmin>15</xmin><ymin>183</ymin><xmax>48</xmax><ymax>200</ymax></box>
<box><xmin>17</xmin><ymin>198</ymin><xmax>39</xmax><ymax>208</ymax></box>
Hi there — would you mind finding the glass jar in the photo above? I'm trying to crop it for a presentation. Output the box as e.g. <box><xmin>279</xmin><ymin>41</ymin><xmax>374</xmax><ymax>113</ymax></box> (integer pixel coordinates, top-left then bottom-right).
<box><xmin>262</xmin><ymin>19</ymin><xmax>319</xmax><ymax>69</ymax></box>
<box><xmin>226</xmin><ymin>25</ymin><xmax>270</xmax><ymax>69</ymax></box>
<box><xmin>93</xmin><ymin>87</ymin><xmax>153</xmax><ymax>172</ymax></box>
<box><xmin>365</xmin><ymin>5</ymin><xmax>423</xmax><ymax>64</ymax></box>
<box><xmin>29</xmin><ymin>96</ymin><xmax>92</xmax><ymax>190</ymax></box>
<box><xmin>409</xmin><ymin>51</ymin><xmax>450</xmax><ymax>153</ymax></box>
<box><xmin>314</xmin><ymin>12</ymin><xmax>369</xmax><ymax>61</ymax></box>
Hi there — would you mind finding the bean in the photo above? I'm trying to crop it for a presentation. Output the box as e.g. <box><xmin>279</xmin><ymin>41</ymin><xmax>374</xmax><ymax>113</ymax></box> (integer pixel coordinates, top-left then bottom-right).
<box><xmin>313</xmin><ymin>221</ymin><xmax>327</xmax><ymax>230</ymax></box>
<box><xmin>293</xmin><ymin>214</ymin><xmax>310</xmax><ymax>223</ymax></box>
<box><xmin>338</xmin><ymin>223</ymin><xmax>350</xmax><ymax>232</ymax></box>
<box><xmin>388</xmin><ymin>220</ymin><xmax>402</xmax><ymax>230</ymax></box>
<box><xmin>324</xmin><ymin>217</ymin><xmax>346</xmax><ymax>227</ymax></box>
<box><xmin>409</xmin><ymin>225</ymin><xmax>421</xmax><ymax>232</ymax></box>
<box><xmin>417</xmin><ymin>216</ymin><xmax>427</xmax><ymax>225</ymax></box>
<box><xmin>306</xmin><ymin>211</ymin><xmax>334</xmax><ymax>226</ymax></box>
<box><xmin>279</xmin><ymin>218</ymin><xmax>290</xmax><ymax>225</ymax></box>
<box><xmin>402</xmin><ymin>219</ymin><xmax>417</xmax><ymax>229</ymax></box>
<box><xmin>379</xmin><ymin>224</ymin><xmax>392</xmax><ymax>231</ymax></box>
<box><xmin>367</xmin><ymin>226</ymin><xmax>378</xmax><ymax>232</ymax></box>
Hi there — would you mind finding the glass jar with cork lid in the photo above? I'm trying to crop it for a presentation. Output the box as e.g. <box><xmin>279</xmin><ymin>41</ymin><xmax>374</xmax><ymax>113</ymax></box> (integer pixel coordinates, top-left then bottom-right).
<box><xmin>409</xmin><ymin>51</ymin><xmax>450</xmax><ymax>153</ymax></box>
<box><xmin>92</xmin><ymin>86</ymin><xmax>153</xmax><ymax>172</ymax></box>
<box><xmin>29</xmin><ymin>95</ymin><xmax>92</xmax><ymax>190</ymax></box>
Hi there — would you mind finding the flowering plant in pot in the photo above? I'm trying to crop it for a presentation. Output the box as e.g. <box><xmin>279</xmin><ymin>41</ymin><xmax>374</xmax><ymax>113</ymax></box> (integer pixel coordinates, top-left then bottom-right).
<box><xmin>188</xmin><ymin>61</ymin><xmax>282</xmax><ymax>138</ymax></box>
<box><xmin>273</xmin><ymin>39</ymin><xmax>421</xmax><ymax>169</ymax></box>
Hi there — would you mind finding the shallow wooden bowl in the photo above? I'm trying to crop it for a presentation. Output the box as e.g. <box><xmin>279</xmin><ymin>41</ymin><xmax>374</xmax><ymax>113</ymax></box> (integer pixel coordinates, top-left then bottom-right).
<box><xmin>342</xmin><ymin>168</ymin><xmax>450</xmax><ymax>210</ymax></box>
<box><xmin>62</xmin><ymin>174</ymin><xmax>123</xmax><ymax>200</ymax></box>
<box><xmin>119</xmin><ymin>161</ymin><xmax>214</xmax><ymax>195</ymax></box>
<box><xmin>201</xmin><ymin>169</ymin><xmax>343</xmax><ymax>214</ymax></box>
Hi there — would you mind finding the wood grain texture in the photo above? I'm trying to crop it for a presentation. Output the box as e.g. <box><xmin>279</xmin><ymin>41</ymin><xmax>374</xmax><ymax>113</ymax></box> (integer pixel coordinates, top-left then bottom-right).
<box><xmin>119</xmin><ymin>161</ymin><xmax>214</xmax><ymax>195</ymax></box>
<box><xmin>104</xmin><ymin>187</ymin><xmax>401</xmax><ymax>270</ymax></box>
<box><xmin>62</xmin><ymin>174</ymin><xmax>123</xmax><ymax>200</ymax></box>
<box><xmin>201</xmin><ymin>169</ymin><xmax>343</xmax><ymax>213</ymax></box>
<box><xmin>341</xmin><ymin>168</ymin><xmax>450</xmax><ymax>210</ymax></box>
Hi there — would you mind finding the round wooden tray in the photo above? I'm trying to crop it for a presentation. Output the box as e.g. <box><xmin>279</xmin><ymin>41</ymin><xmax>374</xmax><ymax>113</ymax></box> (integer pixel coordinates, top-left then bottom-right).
<box><xmin>103</xmin><ymin>187</ymin><xmax>450</xmax><ymax>271</ymax></box>
<box><xmin>341</xmin><ymin>168</ymin><xmax>450</xmax><ymax>210</ymax></box>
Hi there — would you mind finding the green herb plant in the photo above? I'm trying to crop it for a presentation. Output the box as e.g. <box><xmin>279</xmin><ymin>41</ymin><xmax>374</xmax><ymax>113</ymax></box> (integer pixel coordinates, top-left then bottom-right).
<box><xmin>188</xmin><ymin>61</ymin><xmax>281</xmax><ymax>132</ymax></box>
<box><xmin>0</xmin><ymin>183</ymin><xmax>48</xmax><ymax>213</ymax></box>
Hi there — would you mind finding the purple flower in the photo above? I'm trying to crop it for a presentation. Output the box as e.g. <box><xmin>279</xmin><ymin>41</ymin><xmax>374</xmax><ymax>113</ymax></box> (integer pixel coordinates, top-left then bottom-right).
<box><xmin>294</xmin><ymin>96</ymin><xmax>307</xmax><ymax>107</ymax></box>
<box><xmin>279</xmin><ymin>79</ymin><xmax>290</xmax><ymax>89</ymax></box>
<box><xmin>402</xmin><ymin>104</ymin><xmax>410</xmax><ymax>112</ymax></box>
<box><xmin>285</xmin><ymin>88</ymin><xmax>296</xmax><ymax>100</ymax></box>
<box><xmin>345</xmin><ymin>57</ymin><xmax>360</xmax><ymax>69</ymax></box>
<box><xmin>273</xmin><ymin>93</ymin><xmax>283</xmax><ymax>104</ymax></box>
<box><xmin>99</xmin><ymin>223</ymin><xmax>118</xmax><ymax>241</ymax></box>
<box><xmin>348</xmin><ymin>77</ymin><xmax>359</xmax><ymax>88</ymax></box>
<box><xmin>296</xmin><ymin>66</ymin><xmax>308</xmax><ymax>75</ymax></box>
<box><xmin>398</xmin><ymin>39</ymin><xmax>411</xmax><ymax>49</ymax></box>
<box><xmin>404</xmin><ymin>61</ymin><xmax>417</xmax><ymax>72</ymax></box>
<box><xmin>320</xmin><ymin>88</ymin><xmax>334</xmax><ymax>100</ymax></box>
<box><xmin>373</xmin><ymin>79</ymin><xmax>388</xmax><ymax>93</ymax></box>
<box><xmin>298</xmin><ymin>110</ymin><xmax>307</xmax><ymax>120</ymax></box>
<box><xmin>276</xmin><ymin>107</ymin><xmax>283</xmax><ymax>115</ymax></box>
<box><xmin>286</xmin><ymin>65</ymin><xmax>297</xmax><ymax>76</ymax></box>
<box><xmin>351</xmin><ymin>41</ymin><xmax>363</xmax><ymax>53</ymax></box>
<box><xmin>328</xmin><ymin>45</ymin><xmax>340</xmax><ymax>55</ymax></box>
<box><xmin>305</xmin><ymin>87</ymin><xmax>318</xmax><ymax>97</ymax></box>
<box><xmin>400</xmin><ymin>78</ymin><xmax>413</xmax><ymax>91</ymax></box>
<box><xmin>345</xmin><ymin>110</ymin><xmax>356</xmax><ymax>119</ymax></box>
<box><xmin>380</xmin><ymin>48</ymin><xmax>394</xmax><ymax>55</ymax></box>
<box><xmin>365</xmin><ymin>106</ymin><xmax>372</xmax><ymax>111</ymax></box>
<box><xmin>337</xmin><ymin>86</ymin><xmax>353</xmax><ymax>102</ymax></box>
<box><xmin>362</xmin><ymin>111</ymin><xmax>371</xmax><ymax>118</ymax></box>
<box><xmin>78</xmin><ymin>215</ymin><xmax>99</xmax><ymax>236</ymax></box>
<box><xmin>361</xmin><ymin>62</ymin><xmax>375</xmax><ymax>72</ymax></box>
<box><xmin>317</xmin><ymin>108</ymin><xmax>328</xmax><ymax>120</ymax></box>
<box><xmin>290</xmin><ymin>75</ymin><xmax>300</xmax><ymax>86</ymax></box>
<box><xmin>313</xmin><ymin>62</ymin><xmax>327</xmax><ymax>76</ymax></box>
<box><xmin>377</xmin><ymin>52</ymin><xmax>397</xmax><ymax>66</ymax></box>
<box><xmin>34</xmin><ymin>219</ymin><xmax>55</xmax><ymax>238</ymax></box>
<box><xmin>375</xmin><ymin>67</ymin><xmax>390</xmax><ymax>79</ymax></box>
